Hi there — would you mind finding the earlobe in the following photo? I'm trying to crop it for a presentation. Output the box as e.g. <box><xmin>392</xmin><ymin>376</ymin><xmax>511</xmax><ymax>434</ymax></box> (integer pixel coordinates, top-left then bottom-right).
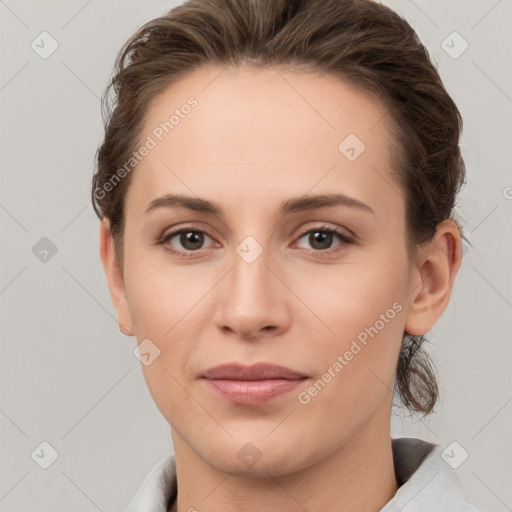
<box><xmin>99</xmin><ymin>219</ymin><xmax>135</xmax><ymax>336</ymax></box>
<box><xmin>404</xmin><ymin>220</ymin><xmax>462</xmax><ymax>336</ymax></box>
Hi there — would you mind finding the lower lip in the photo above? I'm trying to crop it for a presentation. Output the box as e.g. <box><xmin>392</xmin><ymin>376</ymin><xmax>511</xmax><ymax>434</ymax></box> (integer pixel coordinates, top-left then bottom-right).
<box><xmin>203</xmin><ymin>378</ymin><xmax>305</xmax><ymax>405</ymax></box>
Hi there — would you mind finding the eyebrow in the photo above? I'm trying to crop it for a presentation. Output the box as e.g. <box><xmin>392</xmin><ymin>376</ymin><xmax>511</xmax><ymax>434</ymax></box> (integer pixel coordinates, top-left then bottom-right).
<box><xmin>144</xmin><ymin>192</ymin><xmax>374</xmax><ymax>217</ymax></box>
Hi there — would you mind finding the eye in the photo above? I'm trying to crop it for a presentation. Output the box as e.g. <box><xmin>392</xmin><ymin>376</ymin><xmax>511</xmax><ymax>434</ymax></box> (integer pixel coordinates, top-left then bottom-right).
<box><xmin>156</xmin><ymin>224</ymin><xmax>354</xmax><ymax>257</ymax></box>
<box><xmin>295</xmin><ymin>225</ymin><xmax>354</xmax><ymax>254</ymax></box>
<box><xmin>157</xmin><ymin>228</ymin><xmax>218</xmax><ymax>256</ymax></box>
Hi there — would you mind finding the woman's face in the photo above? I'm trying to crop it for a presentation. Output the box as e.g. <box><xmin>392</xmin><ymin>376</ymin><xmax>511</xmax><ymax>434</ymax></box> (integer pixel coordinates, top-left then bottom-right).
<box><xmin>107</xmin><ymin>65</ymin><xmax>424</xmax><ymax>475</ymax></box>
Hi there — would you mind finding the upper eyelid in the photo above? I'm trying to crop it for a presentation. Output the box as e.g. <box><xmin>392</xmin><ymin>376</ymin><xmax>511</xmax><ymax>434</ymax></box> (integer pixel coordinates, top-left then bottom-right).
<box><xmin>296</xmin><ymin>224</ymin><xmax>352</xmax><ymax>237</ymax></box>
<box><xmin>163</xmin><ymin>222</ymin><xmax>350</xmax><ymax>236</ymax></box>
<box><xmin>162</xmin><ymin>222</ymin><xmax>218</xmax><ymax>238</ymax></box>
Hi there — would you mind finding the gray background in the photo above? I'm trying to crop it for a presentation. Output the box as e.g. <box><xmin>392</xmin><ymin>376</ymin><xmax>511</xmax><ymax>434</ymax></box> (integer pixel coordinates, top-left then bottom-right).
<box><xmin>0</xmin><ymin>0</ymin><xmax>511</xmax><ymax>511</ymax></box>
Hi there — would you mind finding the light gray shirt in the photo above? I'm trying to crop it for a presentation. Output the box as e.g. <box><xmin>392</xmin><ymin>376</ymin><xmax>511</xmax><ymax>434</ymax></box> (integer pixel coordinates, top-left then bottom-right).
<box><xmin>124</xmin><ymin>437</ymin><xmax>483</xmax><ymax>511</ymax></box>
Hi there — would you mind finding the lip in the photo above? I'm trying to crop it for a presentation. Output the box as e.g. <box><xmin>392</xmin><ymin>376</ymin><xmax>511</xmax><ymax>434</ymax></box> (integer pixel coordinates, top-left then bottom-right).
<box><xmin>202</xmin><ymin>362</ymin><xmax>306</xmax><ymax>380</ymax></box>
<box><xmin>201</xmin><ymin>363</ymin><xmax>307</xmax><ymax>405</ymax></box>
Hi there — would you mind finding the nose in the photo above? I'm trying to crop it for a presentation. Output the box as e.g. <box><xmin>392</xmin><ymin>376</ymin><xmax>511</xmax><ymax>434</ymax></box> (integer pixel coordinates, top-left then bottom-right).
<box><xmin>212</xmin><ymin>241</ymin><xmax>291</xmax><ymax>341</ymax></box>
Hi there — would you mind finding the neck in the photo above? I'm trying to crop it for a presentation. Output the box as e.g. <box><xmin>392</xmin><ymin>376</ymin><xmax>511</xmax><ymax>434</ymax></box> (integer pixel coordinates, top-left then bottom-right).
<box><xmin>169</xmin><ymin>417</ymin><xmax>398</xmax><ymax>512</ymax></box>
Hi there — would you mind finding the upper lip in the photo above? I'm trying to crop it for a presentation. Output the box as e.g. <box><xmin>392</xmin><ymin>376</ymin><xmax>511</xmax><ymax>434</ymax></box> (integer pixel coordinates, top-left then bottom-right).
<box><xmin>202</xmin><ymin>363</ymin><xmax>307</xmax><ymax>381</ymax></box>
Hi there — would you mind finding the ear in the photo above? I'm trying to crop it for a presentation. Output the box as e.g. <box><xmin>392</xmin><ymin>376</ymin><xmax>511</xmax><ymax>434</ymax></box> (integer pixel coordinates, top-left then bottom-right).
<box><xmin>404</xmin><ymin>219</ymin><xmax>462</xmax><ymax>336</ymax></box>
<box><xmin>99</xmin><ymin>218</ymin><xmax>135</xmax><ymax>336</ymax></box>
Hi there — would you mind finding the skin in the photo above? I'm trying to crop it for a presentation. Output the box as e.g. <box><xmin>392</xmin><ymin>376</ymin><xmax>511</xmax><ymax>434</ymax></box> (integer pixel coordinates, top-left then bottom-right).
<box><xmin>99</xmin><ymin>64</ymin><xmax>461</xmax><ymax>512</ymax></box>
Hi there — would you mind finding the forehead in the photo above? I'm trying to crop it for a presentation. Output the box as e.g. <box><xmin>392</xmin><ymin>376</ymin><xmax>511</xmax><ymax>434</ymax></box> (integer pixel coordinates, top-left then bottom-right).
<box><xmin>126</xmin><ymin>64</ymin><xmax>401</xmax><ymax>219</ymax></box>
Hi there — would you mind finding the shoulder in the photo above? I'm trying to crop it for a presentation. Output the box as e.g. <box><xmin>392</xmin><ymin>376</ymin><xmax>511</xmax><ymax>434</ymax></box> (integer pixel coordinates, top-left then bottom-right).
<box><xmin>124</xmin><ymin>454</ymin><xmax>176</xmax><ymax>512</ymax></box>
<box><xmin>382</xmin><ymin>437</ymin><xmax>485</xmax><ymax>512</ymax></box>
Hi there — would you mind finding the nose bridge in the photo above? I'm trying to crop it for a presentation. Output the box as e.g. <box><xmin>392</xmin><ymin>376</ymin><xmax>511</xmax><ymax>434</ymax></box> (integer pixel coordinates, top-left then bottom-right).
<box><xmin>229</xmin><ymin>236</ymin><xmax>276</xmax><ymax>309</ymax></box>
<box><xmin>214</xmin><ymin>234</ymin><xmax>289</xmax><ymax>337</ymax></box>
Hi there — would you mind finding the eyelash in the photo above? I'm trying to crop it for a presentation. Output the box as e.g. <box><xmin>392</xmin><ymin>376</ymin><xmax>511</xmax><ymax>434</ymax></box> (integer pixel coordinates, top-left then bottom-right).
<box><xmin>155</xmin><ymin>224</ymin><xmax>354</xmax><ymax>258</ymax></box>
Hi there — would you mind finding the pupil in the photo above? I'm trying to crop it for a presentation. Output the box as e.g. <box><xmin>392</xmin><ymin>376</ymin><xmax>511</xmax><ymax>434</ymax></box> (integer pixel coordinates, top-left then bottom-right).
<box><xmin>310</xmin><ymin>231</ymin><xmax>332</xmax><ymax>250</ymax></box>
<box><xmin>182</xmin><ymin>231</ymin><xmax>203</xmax><ymax>250</ymax></box>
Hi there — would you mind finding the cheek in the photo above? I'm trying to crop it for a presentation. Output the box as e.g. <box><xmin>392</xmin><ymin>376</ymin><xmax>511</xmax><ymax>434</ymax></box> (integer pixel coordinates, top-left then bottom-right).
<box><xmin>122</xmin><ymin>250</ymin><xmax>220</xmax><ymax>414</ymax></box>
<box><xmin>123</xmin><ymin>245</ymin><xmax>206</xmax><ymax>336</ymax></box>
<box><xmin>298</xmin><ymin>244</ymin><xmax>408</xmax><ymax>344</ymax></box>
<box><xmin>294</xmin><ymin>246</ymin><xmax>409</xmax><ymax>404</ymax></box>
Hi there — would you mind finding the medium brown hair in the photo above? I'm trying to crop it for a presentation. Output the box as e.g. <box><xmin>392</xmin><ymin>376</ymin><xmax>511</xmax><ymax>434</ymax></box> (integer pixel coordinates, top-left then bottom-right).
<box><xmin>91</xmin><ymin>0</ymin><xmax>466</xmax><ymax>415</ymax></box>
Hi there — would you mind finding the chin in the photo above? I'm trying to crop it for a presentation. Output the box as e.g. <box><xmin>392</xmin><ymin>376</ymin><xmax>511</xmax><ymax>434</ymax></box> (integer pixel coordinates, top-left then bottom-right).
<box><xmin>194</xmin><ymin>430</ymin><xmax>315</xmax><ymax>478</ymax></box>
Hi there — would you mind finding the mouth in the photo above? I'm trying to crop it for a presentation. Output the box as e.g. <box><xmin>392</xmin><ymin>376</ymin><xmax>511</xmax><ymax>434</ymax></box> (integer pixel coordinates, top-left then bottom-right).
<box><xmin>201</xmin><ymin>362</ymin><xmax>308</xmax><ymax>405</ymax></box>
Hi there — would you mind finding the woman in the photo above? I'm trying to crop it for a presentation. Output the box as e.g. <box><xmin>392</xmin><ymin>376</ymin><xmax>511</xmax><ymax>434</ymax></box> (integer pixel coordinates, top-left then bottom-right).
<box><xmin>92</xmin><ymin>0</ymin><xmax>483</xmax><ymax>510</ymax></box>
